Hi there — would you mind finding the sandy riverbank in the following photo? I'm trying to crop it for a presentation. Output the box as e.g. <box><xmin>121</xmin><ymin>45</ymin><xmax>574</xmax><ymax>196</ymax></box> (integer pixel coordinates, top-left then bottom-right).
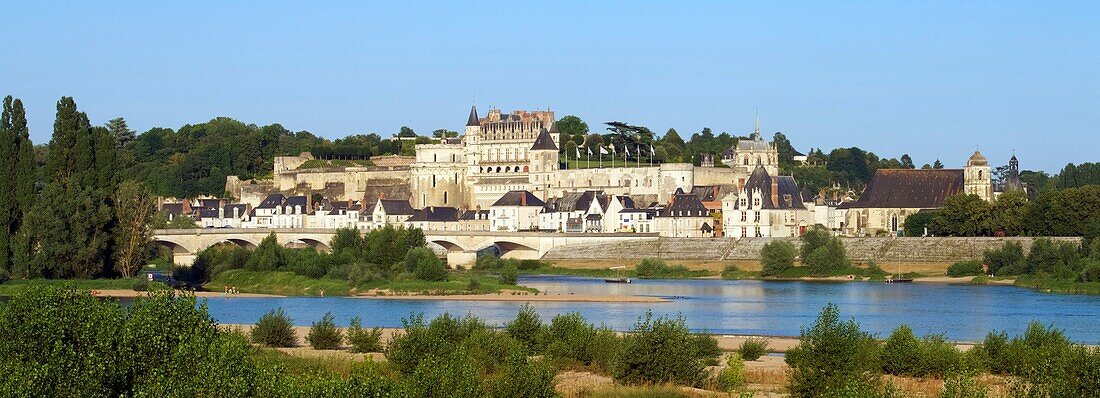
<box><xmin>93</xmin><ymin>289</ymin><xmax>284</xmax><ymax>298</ymax></box>
<box><xmin>357</xmin><ymin>292</ymin><xmax>669</xmax><ymax>303</ymax></box>
<box><xmin>913</xmin><ymin>276</ymin><xmax>1015</xmax><ymax>285</ymax></box>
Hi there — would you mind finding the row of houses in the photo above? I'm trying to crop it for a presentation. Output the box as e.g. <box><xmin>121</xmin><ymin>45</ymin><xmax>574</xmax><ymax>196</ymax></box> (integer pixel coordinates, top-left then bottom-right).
<box><xmin>161</xmin><ymin>151</ymin><xmax>1017</xmax><ymax>238</ymax></box>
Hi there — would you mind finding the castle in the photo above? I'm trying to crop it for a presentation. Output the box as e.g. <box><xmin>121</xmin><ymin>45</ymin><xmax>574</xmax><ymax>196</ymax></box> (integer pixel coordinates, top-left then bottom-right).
<box><xmin>233</xmin><ymin>106</ymin><xmax>774</xmax><ymax>211</ymax></box>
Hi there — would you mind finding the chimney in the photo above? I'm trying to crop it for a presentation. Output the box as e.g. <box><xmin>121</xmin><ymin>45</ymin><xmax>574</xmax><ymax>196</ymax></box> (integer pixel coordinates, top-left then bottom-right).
<box><xmin>233</xmin><ymin>206</ymin><xmax>240</xmax><ymax>219</ymax></box>
<box><xmin>379</xmin><ymin>192</ymin><xmax>386</xmax><ymax>200</ymax></box>
<box><xmin>182</xmin><ymin>199</ymin><xmax>192</xmax><ymax>215</ymax></box>
<box><xmin>521</xmin><ymin>193</ymin><xmax>527</xmax><ymax>206</ymax></box>
<box><xmin>770</xmin><ymin>177</ymin><xmax>779</xmax><ymax>207</ymax></box>
<box><xmin>218</xmin><ymin>206</ymin><xmax>224</xmax><ymax>219</ymax></box>
<box><xmin>306</xmin><ymin>192</ymin><xmax>313</xmax><ymax>211</ymax></box>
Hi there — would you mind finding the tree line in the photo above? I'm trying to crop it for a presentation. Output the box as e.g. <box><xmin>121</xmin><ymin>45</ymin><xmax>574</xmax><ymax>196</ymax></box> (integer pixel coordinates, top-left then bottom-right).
<box><xmin>902</xmin><ymin>188</ymin><xmax>1100</xmax><ymax>239</ymax></box>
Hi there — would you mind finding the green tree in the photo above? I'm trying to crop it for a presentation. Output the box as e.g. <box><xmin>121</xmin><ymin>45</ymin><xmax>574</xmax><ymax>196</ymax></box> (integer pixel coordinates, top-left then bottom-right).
<box><xmin>246</xmin><ymin>233</ymin><xmax>285</xmax><ymax>271</ymax></box>
<box><xmin>113</xmin><ymin>181</ymin><xmax>156</xmax><ymax>278</ymax></box>
<box><xmin>989</xmin><ymin>191</ymin><xmax>1029</xmax><ymax>236</ymax></box>
<box><xmin>900</xmin><ymin>154</ymin><xmax>914</xmax><ymax>169</ymax></box>
<box><xmin>930</xmin><ymin>194</ymin><xmax>992</xmax><ymax>236</ymax></box>
<box><xmin>0</xmin><ymin>96</ymin><xmax>34</xmax><ymax>278</ymax></box>
<box><xmin>760</xmin><ymin>240</ymin><xmax>796</xmax><ymax>276</ymax></box>
<box><xmin>800</xmin><ymin>226</ymin><xmax>848</xmax><ymax>274</ymax></box>
<box><xmin>397</xmin><ymin>126</ymin><xmax>416</xmax><ymax>137</ymax></box>
<box><xmin>106</xmin><ymin>117</ymin><xmax>135</xmax><ymax>148</ymax></box>
<box><xmin>786</xmin><ymin>304</ymin><xmax>882</xmax><ymax>398</ymax></box>
<box><xmin>933</xmin><ymin>159</ymin><xmax>944</xmax><ymax>169</ymax></box>
<box><xmin>902</xmin><ymin>211</ymin><xmax>935</xmax><ymax>237</ymax></box>
<box><xmin>556</xmin><ymin>115</ymin><xmax>588</xmax><ymax>148</ymax></box>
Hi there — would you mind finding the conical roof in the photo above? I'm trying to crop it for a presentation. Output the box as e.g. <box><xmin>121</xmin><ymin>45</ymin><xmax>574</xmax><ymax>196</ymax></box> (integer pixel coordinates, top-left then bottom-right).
<box><xmin>548</xmin><ymin>121</ymin><xmax>560</xmax><ymax>133</ymax></box>
<box><xmin>466</xmin><ymin>106</ymin><xmax>480</xmax><ymax>127</ymax></box>
<box><xmin>968</xmin><ymin>151</ymin><xmax>988</xmax><ymax>166</ymax></box>
<box><xmin>530</xmin><ymin>128</ymin><xmax>558</xmax><ymax>151</ymax></box>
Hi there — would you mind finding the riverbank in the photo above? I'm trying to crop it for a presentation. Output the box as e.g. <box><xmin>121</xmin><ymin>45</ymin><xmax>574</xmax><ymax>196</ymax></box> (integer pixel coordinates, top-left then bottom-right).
<box><xmin>207</xmin><ymin>269</ymin><xmax>537</xmax><ymax>297</ymax></box>
<box><xmin>358</xmin><ymin>292</ymin><xmax>670</xmax><ymax>303</ymax></box>
<box><xmin>95</xmin><ymin>289</ymin><xmax>283</xmax><ymax>298</ymax></box>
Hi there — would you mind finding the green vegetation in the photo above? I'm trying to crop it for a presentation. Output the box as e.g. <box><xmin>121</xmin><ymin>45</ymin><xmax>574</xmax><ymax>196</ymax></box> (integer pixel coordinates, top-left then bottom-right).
<box><xmin>947</xmin><ymin>260</ymin><xmax>985</xmax><ymax>277</ymax></box>
<box><xmin>207</xmin><ymin>269</ymin><xmax>532</xmax><ymax>296</ymax></box>
<box><xmin>635</xmin><ymin>258</ymin><xmax>710</xmax><ymax>279</ymax></box>
<box><xmin>715</xmin><ymin>353</ymin><xmax>747</xmax><ymax>392</ymax></box>
<box><xmin>613</xmin><ymin>311</ymin><xmax>719</xmax><ymax>387</ymax></box>
<box><xmin>0</xmin><ymin>277</ymin><xmax>145</xmax><ymax>296</ymax></box>
<box><xmin>346</xmin><ymin>316</ymin><xmax>384</xmax><ymax>353</ymax></box>
<box><xmin>738</xmin><ymin>338</ymin><xmax>770</xmax><ymax>361</ymax></box>
<box><xmin>930</xmin><ymin>186</ymin><xmax>1100</xmax><ymax>238</ymax></box>
<box><xmin>252</xmin><ymin>308</ymin><xmax>297</xmax><ymax>347</ymax></box>
<box><xmin>975</xmin><ymin>238</ymin><xmax>1100</xmax><ymax>294</ymax></box>
<box><xmin>800</xmin><ymin>226</ymin><xmax>851</xmax><ymax>274</ymax></box>
<box><xmin>881</xmin><ymin>325</ymin><xmax>965</xmax><ymax>378</ymax></box>
<box><xmin>307</xmin><ymin>312</ymin><xmax>344</xmax><ymax>350</ymax></box>
<box><xmin>760</xmin><ymin>240</ymin><xmax>796</xmax><ymax>276</ymax></box>
<box><xmin>786</xmin><ymin>304</ymin><xmax>883</xmax><ymax>398</ymax></box>
<box><xmin>298</xmin><ymin>159</ymin><xmax>374</xmax><ymax>169</ymax></box>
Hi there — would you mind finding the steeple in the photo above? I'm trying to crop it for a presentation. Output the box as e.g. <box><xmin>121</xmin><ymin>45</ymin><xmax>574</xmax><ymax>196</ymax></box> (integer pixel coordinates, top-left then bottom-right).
<box><xmin>752</xmin><ymin>109</ymin><xmax>761</xmax><ymax>140</ymax></box>
<box><xmin>466</xmin><ymin>105</ymin><xmax>480</xmax><ymax>127</ymax></box>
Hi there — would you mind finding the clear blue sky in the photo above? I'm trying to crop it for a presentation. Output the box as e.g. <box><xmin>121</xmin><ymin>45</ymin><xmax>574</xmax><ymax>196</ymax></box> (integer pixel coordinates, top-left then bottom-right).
<box><xmin>2</xmin><ymin>1</ymin><xmax>1097</xmax><ymax>172</ymax></box>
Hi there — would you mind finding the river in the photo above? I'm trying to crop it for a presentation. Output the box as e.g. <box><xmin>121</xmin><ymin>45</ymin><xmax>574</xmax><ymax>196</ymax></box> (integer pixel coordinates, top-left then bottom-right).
<box><xmin>201</xmin><ymin>275</ymin><xmax>1100</xmax><ymax>343</ymax></box>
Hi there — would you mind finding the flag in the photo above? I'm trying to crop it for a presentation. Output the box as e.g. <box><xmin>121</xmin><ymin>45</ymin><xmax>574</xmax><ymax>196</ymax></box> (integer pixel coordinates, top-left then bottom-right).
<box><xmin>610</xmin><ymin>145</ymin><xmax>617</xmax><ymax>155</ymax></box>
<box><xmin>599</xmin><ymin>146</ymin><xmax>609</xmax><ymax>155</ymax></box>
<box><xmin>649</xmin><ymin>144</ymin><xmax>655</xmax><ymax>156</ymax></box>
<box><xmin>587</xmin><ymin>147</ymin><xmax>592</xmax><ymax>156</ymax></box>
<box><xmin>575</xmin><ymin>146</ymin><xmax>580</xmax><ymax>159</ymax></box>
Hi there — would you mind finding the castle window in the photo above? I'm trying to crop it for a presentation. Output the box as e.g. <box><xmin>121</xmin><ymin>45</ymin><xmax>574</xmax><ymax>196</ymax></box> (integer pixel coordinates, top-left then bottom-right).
<box><xmin>741</xmin><ymin>211</ymin><xmax>747</xmax><ymax>222</ymax></box>
<box><xmin>444</xmin><ymin>192</ymin><xmax>448</xmax><ymax>204</ymax></box>
<box><xmin>755</xmin><ymin>212</ymin><xmax>761</xmax><ymax>222</ymax></box>
<box><xmin>523</xmin><ymin>166</ymin><xmax>529</xmax><ymax>173</ymax></box>
<box><xmin>433</xmin><ymin>154</ymin><xmax>437</xmax><ymax>162</ymax></box>
<box><xmin>432</xmin><ymin>175</ymin><xmax>436</xmax><ymax>187</ymax></box>
<box><xmin>978</xmin><ymin>170</ymin><xmax>983</xmax><ymax>179</ymax></box>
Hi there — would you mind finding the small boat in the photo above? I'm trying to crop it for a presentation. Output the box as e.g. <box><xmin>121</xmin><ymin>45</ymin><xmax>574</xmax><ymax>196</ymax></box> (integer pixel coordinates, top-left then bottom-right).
<box><xmin>605</xmin><ymin>266</ymin><xmax>631</xmax><ymax>284</ymax></box>
<box><xmin>885</xmin><ymin>277</ymin><xmax>913</xmax><ymax>284</ymax></box>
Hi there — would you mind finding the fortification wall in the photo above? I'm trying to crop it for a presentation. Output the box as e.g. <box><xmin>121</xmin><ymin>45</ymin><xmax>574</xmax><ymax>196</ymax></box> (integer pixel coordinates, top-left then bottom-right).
<box><xmin>543</xmin><ymin>236</ymin><xmax>1084</xmax><ymax>264</ymax></box>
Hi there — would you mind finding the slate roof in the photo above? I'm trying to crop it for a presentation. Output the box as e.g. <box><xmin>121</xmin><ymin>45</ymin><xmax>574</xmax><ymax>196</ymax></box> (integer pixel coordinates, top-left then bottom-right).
<box><xmin>407</xmin><ymin>207</ymin><xmax>460</xmax><ymax>222</ymax></box>
<box><xmin>256</xmin><ymin>194</ymin><xmax>286</xmax><ymax>209</ymax></box>
<box><xmin>460</xmin><ymin>210</ymin><xmax>491</xmax><ymax>220</ymax></box>
<box><xmin>731</xmin><ymin>166</ymin><xmax>807</xmax><ymax>210</ymax></box>
<box><xmin>659</xmin><ymin>194</ymin><xmax>710</xmax><ymax>217</ymax></box>
<box><xmin>838</xmin><ymin>169</ymin><xmax>964</xmax><ymax>209</ymax></box>
<box><xmin>285</xmin><ymin>196</ymin><xmax>308</xmax><ymax>208</ymax></box>
<box><xmin>737</xmin><ymin>134</ymin><xmax>772</xmax><ymax>151</ymax></box>
<box><xmin>492</xmin><ymin>190</ymin><xmax>546</xmax><ymax>207</ymax></box>
<box><xmin>377</xmin><ymin>199</ymin><xmax>415</xmax><ymax>215</ymax></box>
<box><xmin>530</xmin><ymin>128</ymin><xmax>558</xmax><ymax>151</ymax></box>
<box><xmin>160</xmin><ymin>203</ymin><xmax>185</xmax><ymax>216</ymax></box>
<box><xmin>466</xmin><ymin>106</ymin><xmax>480</xmax><ymax>127</ymax></box>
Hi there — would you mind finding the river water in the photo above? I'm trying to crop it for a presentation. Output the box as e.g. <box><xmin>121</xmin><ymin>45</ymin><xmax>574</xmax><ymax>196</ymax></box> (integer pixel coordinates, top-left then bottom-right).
<box><xmin>201</xmin><ymin>275</ymin><xmax>1100</xmax><ymax>343</ymax></box>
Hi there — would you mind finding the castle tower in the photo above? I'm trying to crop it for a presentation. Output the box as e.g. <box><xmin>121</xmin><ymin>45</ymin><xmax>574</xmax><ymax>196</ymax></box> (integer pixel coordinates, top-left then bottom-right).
<box><xmin>964</xmin><ymin>150</ymin><xmax>993</xmax><ymax>202</ymax></box>
<box><xmin>529</xmin><ymin>126</ymin><xmax>559</xmax><ymax>199</ymax></box>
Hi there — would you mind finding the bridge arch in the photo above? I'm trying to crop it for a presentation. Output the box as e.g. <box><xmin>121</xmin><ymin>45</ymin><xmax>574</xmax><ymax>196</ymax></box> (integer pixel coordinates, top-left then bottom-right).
<box><xmin>152</xmin><ymin>238</ymin><xmax>192</xmax><ymax>254</ymax></box>
<box><xmin>293</xmin><ymin>237</ymin><xmax>332</xmax><ymax>252</ymax></box>
<box><xmin>428</xmin><ymin>239</ymin><xmax>467</xmax><ymax>252</ymax></box>
<box><xmin>474</xmin><ymin>239</ymin><xmax>539</xmax><ymax>258</ymax></box>
<box><xmin>218</xmin><ymin>238</ymin><xmax>258</xmax><ymax>250</ymax></box>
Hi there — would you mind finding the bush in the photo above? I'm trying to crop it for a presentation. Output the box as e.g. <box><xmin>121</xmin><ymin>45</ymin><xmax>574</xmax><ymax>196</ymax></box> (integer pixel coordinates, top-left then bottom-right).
<box><xmin>1079</xmin><ymin>261</ymin><xmax>1100</xmax><ymax>282</ymax></box>
<box><xmin>411</xmin><ymin>249</ymin><xmax>448</xmax><ymax>282</ymax></box>
<box><xmin>346</xmin><ymin>316</ymin><xmax>384</xmax><ymax>353</ymax></box>
<box><xmin>882</xmin><ymin>325</ymin><xmax>961</xmax><ymax>377</ymax></box>
<box><xmin>484</xmin><ymin>352</ymin><xmax>558</xmax><ymax>398</ymax></box>
<box><xmin>761</xmin><ymin>240</ymin><xmax>796</xmax><ymax>276</ymax></box>
<box><xmin>940</xmin><ymin>375</ymin><xmax>989</xmax><ymax>398</ymax></box>
<box><xmin>635</xmin><ymin>257</ymin><xmax>668</xmax><ymax>278</ymax></box>
<box><xmin>544</xmin><ymin>313</ymin><xmax>596</xmax><ymax>366</ymax></box>
<box><xmin>786</xmin><ymin>304</ymin><xmax>881</xmax><ymax>398</ymax></box>
<box><xmin>984</xmin><ymin>242</ymin><xmax>1025</xmax><ymax>276</ymax></box>
<box><xmin>739</xmin><ymin>338</ymin><xmax>770</xmax><ymax>361</ymax></box>
<box><xmin>948</xmin><ymin>260</ymin><xmax>984</xmax><ymax>277</ymax></box>
<box><xmin>500</xmin><ymin>264</ymin><xmax>518</xmax><ymax>285</ymax></box>
<box><xmin>0</xmin><ymin>286</ymin><xmax>260</xmax><ymax>396</ymax></box>
<box><xmin>505</xmin><ymin>304</ymin><xmax>546</xmax><ymax>352</ymax></box>
<box><xmin>467</xmin><ymin>277</ymin><xmax>482</xmax><ymax>291</ymax></box>
<box><xmin>306</xmin><ymin>312</ymin><xmax>343</xmax><ymax>350</ymax></box>
<box><xmin>800</xmin><ymin>227</ymin><xmax>849</xmax><ymax>274</ymax></box>
<box><xmin>252</xmin><ymin>308</ymin><xmax>297</xmax><ymax>347</ymax></box>
<box><xmin>612</xmin><ymin>311</ymin><xmax>716</xmax><ymax>387</ymax></box>
<box><xmin>715</xmin><ymin>353</ymin><xmax>746</xmax><ymax>392</ymax></box>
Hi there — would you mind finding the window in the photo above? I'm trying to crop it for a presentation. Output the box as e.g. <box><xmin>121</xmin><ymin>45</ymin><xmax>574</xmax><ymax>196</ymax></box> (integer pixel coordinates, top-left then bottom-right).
<box><xmin>432</xmin><ymin>175</ymin><xmax>436</xmax><ymax>187</ymax></box>
<box><xmin>740</xmin><ymin>199</ymin><xmax>747</xmax><ymax>208</ymax></box>
<box><xmin>433</xmin><ymin>154</ymin><xmax>437</xmax><ymax>162</ymax></box>
<box><xmin>741</xmin><ymin>228</ymin><xmax>747</xmax><ymax>238</ymax></box>
<box><xmin>754</xmin><ymin>212</ymin><xmax>761</xmax><ymax>222</ymax></box>
<box><xmin>444</xmin><ymin>191</ymin><xmax>448</xmax><ymax>204</ymax></box>
<box><xmin>741</xmin><ymin>211</ymin><xmax>747</xmax><ymax>222</ymax></box>
<box><xmin>753</xmin><ymin>198</ymin><xmax>760</xmax><ymax>207</ymax></box>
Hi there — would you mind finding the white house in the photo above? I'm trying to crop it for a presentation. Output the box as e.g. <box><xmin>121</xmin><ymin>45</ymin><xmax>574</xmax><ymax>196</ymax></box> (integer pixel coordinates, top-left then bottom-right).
<box><xmin>721</xmin><ymin>165</ymin><xmax>812</xmax><ymax>238</ymax></box>
<box><xmin>490</xmin><ymin>190</ymin><xmax>545</xmax><ymax>232</ymax></box>
<box><xmin>369</xmin><ymin>199</ymin><xmax>416</xmax><ymax>229</ymax></box>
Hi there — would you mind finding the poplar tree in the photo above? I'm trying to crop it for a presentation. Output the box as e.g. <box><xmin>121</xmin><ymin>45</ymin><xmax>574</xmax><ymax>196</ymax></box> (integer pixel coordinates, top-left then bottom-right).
<box><xmin>0</xmin><ymin>96</ymin><xmax>34</xmax><ymax>278</ymax></box>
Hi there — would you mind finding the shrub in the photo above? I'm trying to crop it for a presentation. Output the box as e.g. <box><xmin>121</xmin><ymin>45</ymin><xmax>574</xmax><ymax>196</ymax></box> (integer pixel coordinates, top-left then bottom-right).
<box><xmin>739</xmin><ymin>338</ymin><xmax>770</xmax><ymax>361</ymax></box>
<box><xmin>721</xmin><ymin>264</ymin><xmax>745</xmax><ymax>279</ymax></box>
<box><xmin>612</xmin><ymin>311</ymin><xmax>716</xmax><ymax>387</ymax></box>
<box><xmin>1079</xmin><ymin>261</ymin><xmax>1100</xmax><ymax>282</ymax></box>
<box><xmin>948</xmin><ymin>260</ymin><xmax>985</xmax><ymax>277</ymax></box>
<box><xmin>485</xmin><ymin>352</ymin><xmax>558</xmax><ymax>398</ymax></box>
<box><xmin>306</xmin><ymin>312</ymin><xmax>343</xmax><ymax>350</ymax></box>
<box><xmin>984</xmin><ymin>242</ymin><xmax>1025</xmax><ymax>276</ymax></box>
<box><xmin>346</xmin><ymin>316</ymin><xmax>384</xmax><ymax>353</ymax></box>
<box><xmin>500</xmin><ymin>263</ymin><xmax>518</xmax><ymax>285</ymax></box>
<box><xmin>412</xmin><ymin>250</ymin><xmax>448</xmax><ymax>281</ymax></box>
<box><xmin>252</xmin><ymin>308</ymin><xmax>297</xmax><ymax>347</ymax></box>
<box><xmin>786</xmin><ymin>304</ymin><xmax>881</xmax><ymax>398</ymax></box>
<box><xmin>694</xmin><ymin>332</ymin><xmax>722</xmax><ymax>366</ymax></box>
<box><xmin>467</xmin><ymin>277</ymin><xmax>482</xmax><ymax>291</ymax></box>
<box><xmin>715</xmin><ymin>353</ymin><xmax>747</xmax><ymax>392</ymax></box>
<box><xmin>544</xmin><ymin>312</ymin><xmax>597</xmax><ymax>366</ymax></box>
<box><xmin>882</xmin><ymin>325</ymin><xmax>961</xmax><ymax>377</ymax></box>
<box><xmin>505</xmin><ymin>304</ymin><xmax>546</xmax><ymax>352</ymax></box>
<box><xmin>635</xmin><ymin>257</ymin><xmax>668</xmax><ymax>278</ymax></box>
<box><xmin>760</xmin><ymin>240</ymin><xmax>796</xmax><ymax>276</ymax></box>
<box><xmin>940</xmin><ymin>375</ymin><xmax>989</xmax><ymax>398</ymax></box>
<box><xmin>800</xmin><ymin>228</ymin><xmax>849</xmax><ymax>275</ymax></box>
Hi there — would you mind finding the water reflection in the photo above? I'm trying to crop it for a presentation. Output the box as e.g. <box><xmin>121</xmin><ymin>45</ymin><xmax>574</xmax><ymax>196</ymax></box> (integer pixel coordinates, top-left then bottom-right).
<box><xmin>196</xmin><ymin>275</ymin><xmax>1100</xmax><ymax>343</ymax></box>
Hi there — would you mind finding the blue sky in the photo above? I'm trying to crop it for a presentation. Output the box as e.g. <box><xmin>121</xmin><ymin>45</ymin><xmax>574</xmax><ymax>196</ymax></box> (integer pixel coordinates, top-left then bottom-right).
<box><xmin>2</xmin><ymin>1</ymin><xmax>1097</xmax><ymax>172</ymax></box>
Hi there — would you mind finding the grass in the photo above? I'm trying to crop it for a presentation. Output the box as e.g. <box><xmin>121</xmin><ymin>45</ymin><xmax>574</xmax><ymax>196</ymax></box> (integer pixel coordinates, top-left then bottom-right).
<box><xmin>298</xmin><ymin>159</ymin><xmax>374</xmax><ymax>169</ymax></box>
<box><xmin>567</xmin><ymin>385</ymin><xmax>717</xmax><ymax>398</ymax></box>
<box><xmin>0</xmin><ymin>278</ymin><xmax>145</xmax><ymax>296</ymax></box>
<box><xmin>249</xmin><ymin>347</ymin><xmax>363</xmax><ymax>378</ymax></box>
<box><xmin>208</xmin><ymin>269</ymin><xmax>537</xmax><ymax>296</ymax></box>
<box><xmin>561</xmin><ymin>158</ymin><xmax>659</xmax><ymax>170</ymax></box>
<box><xmin>1014</xmin><ymin>274</ymin><xmax>1100</xmax><ymax>295</ymax></box>
<box><xmin>768</xmin><ymin>264</ymin><xmax>891</xmax><ymax>280</ymax></box>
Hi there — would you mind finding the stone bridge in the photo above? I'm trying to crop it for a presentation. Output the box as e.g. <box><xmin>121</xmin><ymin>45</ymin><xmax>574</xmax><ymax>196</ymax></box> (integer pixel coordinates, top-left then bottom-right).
<box><xmin>152</xmin><ymin>228</ymin><xmax>658</xmax><ymax>267</ymax></box>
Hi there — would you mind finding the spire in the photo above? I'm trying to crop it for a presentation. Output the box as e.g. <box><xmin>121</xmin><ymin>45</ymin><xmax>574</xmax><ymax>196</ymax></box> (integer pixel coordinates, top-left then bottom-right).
<box><xmin>466</xmin><ymin>105</ymin><xmax>479</xmax><ymax>127</ymax></box>
<box><xmin>754</xmin><ymin>109</ymin><xmax>760</xmax><ymax>138</ymax></box>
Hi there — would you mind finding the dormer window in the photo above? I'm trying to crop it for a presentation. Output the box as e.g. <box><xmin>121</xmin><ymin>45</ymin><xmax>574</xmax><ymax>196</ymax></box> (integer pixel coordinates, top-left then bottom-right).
<box><xmin>753</xmin><ymin>198</ymin><xmax>761</xmax><ymax>207</ymax></box>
